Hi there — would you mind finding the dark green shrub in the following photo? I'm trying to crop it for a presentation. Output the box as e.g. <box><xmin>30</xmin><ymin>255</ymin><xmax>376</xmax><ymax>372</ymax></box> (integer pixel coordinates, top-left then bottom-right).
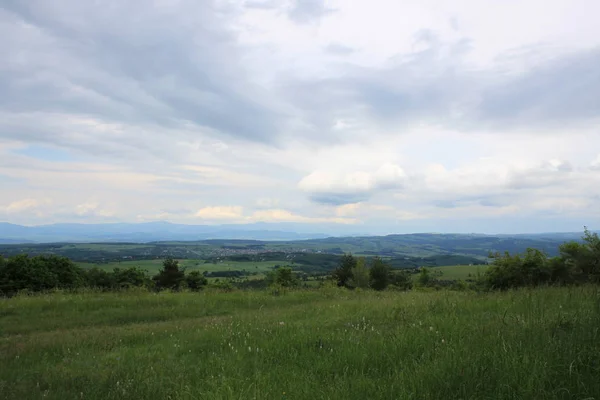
<box><xmin>332</xmin><ymin>254</ymin><xmax>356</xmax><ymax>287</ymax></box>
<box><xmin>153</xmin><ymin>258</ymin><xmax>185</xmax><ymax>291</ymax></box>
<box><xmin>370</xmin><ymin>257</ymin><xmax>392</xmax><ymax>291</ymax></box>
<box><xmin>266</xmin><ymin>266</ymin><xmax>298</xmax><ymax>288</ymax></box>
<box><xmin>485</xmin><ymin>248</ymin><xmax>551</xmax><ymax>290</ymax></box>
<box><xmin>113</xmin><ymin>267</ymin><xmax>151</xmax><ymax>289</ymax></box>
<box><xmin>85</xmin><ymin>267</ymin><xmax>114</xmax><ymax>289</ymax></box>
<box><xmin>0</xmin><ymin>255</ymin><xmax>85</xmax><ymax>296</ymax></box>
<box><xmin>185</xmin><ymin>271</ymin><xmax>208</xmax><ymax>291</ymax></box>
<box><xmin>391</xmin><ymin>269</ymin><xmax>413</xmax><ymax>290</ymax></box>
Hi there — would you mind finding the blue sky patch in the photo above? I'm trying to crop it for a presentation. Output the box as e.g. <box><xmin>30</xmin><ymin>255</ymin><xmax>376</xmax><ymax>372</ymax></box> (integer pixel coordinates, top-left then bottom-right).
<box><xmin>13</xmin><ymin>145</ymin><xmax>75</xmax><ymax>162</ymax></box>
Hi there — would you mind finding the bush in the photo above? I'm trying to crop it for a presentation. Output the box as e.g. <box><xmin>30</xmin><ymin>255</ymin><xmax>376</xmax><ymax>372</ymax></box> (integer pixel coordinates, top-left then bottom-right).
<box><xmin>266</xmin><ymin>266</ymin><xmax>298</xmax><ymax>288</ymax></box>
<box><xmin>85</xmin><ymin>267</ymin><xmax>114</xmax><ymax>289</ymax></box>
<box><xmin>485</xmin><ymin>248</ymin><xmax>553</xmax><ymax>290</ymax></box>
<box><xmin>391</xmin><ymin>269</ymin><xmax>413</xmax><ymax>290</ymax></box>
<box><xmin>210</xmin><ymin>279</ymin><xmax>234</xmax><ymax>292</ymax></box>
<box><xmin>558</xmin><ymin>228</ymin><xmax>600</xmax><ymax>283</ymax></box>
<box><xmin>0</xmin><ymin>255</ymin><xmax>85</xmax><ymax>296</ymax></box>
<box><xmin>185</xmin><ymin>271</ymin><xmax>208</xmax><ymax>291</ymax></box>
<box><xmin>113</xmin><ymin>267</ymin><xmax>151</xmax><ymax>289</ymax></box>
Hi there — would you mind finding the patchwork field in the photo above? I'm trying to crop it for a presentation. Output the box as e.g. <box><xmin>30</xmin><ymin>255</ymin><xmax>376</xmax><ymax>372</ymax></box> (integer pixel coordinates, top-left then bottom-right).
<box><xmin>1</xmin><ymin>286</ymin><xmax>599</xmax><ymax>399</ymax></box>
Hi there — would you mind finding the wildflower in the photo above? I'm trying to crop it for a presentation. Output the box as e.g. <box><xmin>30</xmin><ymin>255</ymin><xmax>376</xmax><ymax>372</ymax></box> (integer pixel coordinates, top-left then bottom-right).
<box><xmin>279</xmin><ymin>321</ymin><xmax>285</xmax><ymax>326</ymax></box>
<box><xmin>429</xmin><ymin>326</ymin><xmax>434</xmax><ymax>331</ymax></box>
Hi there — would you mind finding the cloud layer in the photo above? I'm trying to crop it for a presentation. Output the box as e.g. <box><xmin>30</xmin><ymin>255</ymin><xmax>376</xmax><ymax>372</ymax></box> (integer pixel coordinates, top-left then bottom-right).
<box><xmin>1</xmin><ymin>0</ymin><xmax>600</xmax><ymax>233</ymax></box>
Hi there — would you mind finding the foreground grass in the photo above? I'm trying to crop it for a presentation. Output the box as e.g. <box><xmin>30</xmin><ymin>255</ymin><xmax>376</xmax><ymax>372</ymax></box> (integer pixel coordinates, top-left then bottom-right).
<box><xmin>1</xmin><ymin>287</ymin><xmax>599</xmax><ymax>400</ymax></box>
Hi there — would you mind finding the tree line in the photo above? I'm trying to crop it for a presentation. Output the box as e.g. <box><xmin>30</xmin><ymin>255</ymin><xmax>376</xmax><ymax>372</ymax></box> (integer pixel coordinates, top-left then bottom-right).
<box><xmin>0</xmin><ymin>256</ymin><xmax>207</xmax><ymax>296</ymax></box>
<box><xmin>332</xmin><ymin>228</ymin><xmax>600</xmax><ymax>291</ymax></box>
<box><xmin>484</xmin><ymin>228</ymin><xmax>600</xmax><ymax>289</ymax></box>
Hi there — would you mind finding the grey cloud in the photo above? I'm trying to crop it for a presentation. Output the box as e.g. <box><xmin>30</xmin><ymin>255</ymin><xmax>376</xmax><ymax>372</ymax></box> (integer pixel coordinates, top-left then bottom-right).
<box><xmin>309</xmin><ymin>193</ymin><xmax>370</xmax><ymax>206</ymax></box>
<box><xmin>476</xmin><ymin>47</ymin><xmax>600</xmax><ymax>130</ymax></box>
<box><xmin>288</xmin><ymin>0</ymin><xmax>335</xmax><ymax>24</ymax></box>
<box><xmin>508</xmin><ymin>161</ymin><xmax>573</xmax><ymax>190</ymax></box>
<box><xmin>244</xmin><ymin>0</ymin><xmax>282</xmax><ymax>9</ymax></box>
<box><xmin>433</xmin><ymin>195</ymin><xmax>509</xmax><ymax>209</ymax></box>
<box><xmin>282</xmin><ymin>39</ymin><xmax>474</xmax><ymax>135</ymax></box>
<box><xmin>283</xmin><ymin>40</ymin><xmax>600</xmax><ymax>137</ymax></box>
<box><xmin>0</xmin><ymin>1</ymin><xmax>286</xmax><ymax>145</ymax></box>
<box><xmin>325</xmin><ymin>43</ymin><xmax>355</xmax><ymax>55</ymax></box>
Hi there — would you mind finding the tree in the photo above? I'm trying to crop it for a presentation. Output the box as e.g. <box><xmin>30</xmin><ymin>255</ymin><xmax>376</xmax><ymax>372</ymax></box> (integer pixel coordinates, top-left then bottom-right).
<box><xmin>417</xmin><ymin>267</ymin><xmax>432</xmax><ymax>287</ymax></box>
<box><xmin>349</xmin><ymin>257</ymin><xmax>370</xmax><ymax>289</ymax></box>
<box><xmin>554</xmin><ymin>228</ymin><xmax>600</xmax><ymax>284</ymax></box>
<box><xmin>113</xmin><ymin>267</ymin><xmax>150</xmax><ymax>289</ymax></box>
<box><xmin>185</xmin><ymin>271</ymin><xmax>208</xmax><ymax>291</ymax></box>
<box><xmin>391</xmin><ymin>269</ymin><xmax>413</xmax><ymax>290</ymax></box>
<box><xmin>369</xmin><ymin>257</ymin><xmax>392</xmax><ymax>291</ymax></box>
<box><xmin>332</xmin><ymin>254</ymin><xmax>356</xmax><ymax>287</ymax></box>
<box><xmin>266</xmin><ymin>266</ymin><xmax>298</xmax><ymax>287</ymax></box>
<box><xmin>153</xmin><ymin>258</ymin><xmax>185</xmax><ymax>291</ymax></box>
<box><xmin>484</xmin><ymin>248</ymin><xmax>550</xmax><ymax>290</ymax></box>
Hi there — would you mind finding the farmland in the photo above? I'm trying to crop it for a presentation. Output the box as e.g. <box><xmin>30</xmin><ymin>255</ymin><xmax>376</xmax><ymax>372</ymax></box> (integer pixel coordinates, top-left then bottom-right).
<box><xmin>1</xmin><ymin>286</ymin><xmax>599</xmax><ymax>399</ymax></box>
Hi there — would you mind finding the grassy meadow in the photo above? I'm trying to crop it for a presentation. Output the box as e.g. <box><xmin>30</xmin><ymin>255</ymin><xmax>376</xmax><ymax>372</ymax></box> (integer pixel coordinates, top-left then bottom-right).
<box><xmin>1</xmin><ymin>286</ymin><xmax>599</xmax><ymax>399</ymax></box>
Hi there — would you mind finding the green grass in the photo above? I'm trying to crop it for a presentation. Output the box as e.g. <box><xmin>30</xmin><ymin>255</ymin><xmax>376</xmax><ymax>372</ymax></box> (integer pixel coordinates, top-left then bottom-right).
<box><xmin>78</xmin><ymin>260</ymin><xmax>287</xmax><ymax>274</ymax></box>
<box><xmin>429</xmin><ymin>264</ymin><xmax>490</xmax><ymax>281</ymax></box>
<box><xmin>1</xmin><ymin>287</ymin><xmax>599</xmax><ymax>399</ymax></box>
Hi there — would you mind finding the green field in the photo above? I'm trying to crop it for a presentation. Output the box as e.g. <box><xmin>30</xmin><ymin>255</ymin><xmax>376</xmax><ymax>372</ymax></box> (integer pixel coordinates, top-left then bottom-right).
<box><xmin>1</xmin><ymin>286</ymin><xmax>599</xmax><ymax>399</ymax></box>
<box><xmin>78</xmin><ymin>259</ymin><xmax>288</xmax><ymax>274</ymax></box>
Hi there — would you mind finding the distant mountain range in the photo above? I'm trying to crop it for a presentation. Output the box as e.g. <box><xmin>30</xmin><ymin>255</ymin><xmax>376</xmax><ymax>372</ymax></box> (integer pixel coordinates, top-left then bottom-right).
<box><xmin>0</xmin><ymin>222</ymin><xmax>332</xmax><ymax>243</ymax></box>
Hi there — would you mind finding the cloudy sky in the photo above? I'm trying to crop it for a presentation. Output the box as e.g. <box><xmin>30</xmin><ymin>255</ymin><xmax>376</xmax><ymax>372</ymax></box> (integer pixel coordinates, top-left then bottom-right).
<box><xmin>1</xmin><ymin>0</ymin><xmax>599</xmax><ymax>234</ymax></box>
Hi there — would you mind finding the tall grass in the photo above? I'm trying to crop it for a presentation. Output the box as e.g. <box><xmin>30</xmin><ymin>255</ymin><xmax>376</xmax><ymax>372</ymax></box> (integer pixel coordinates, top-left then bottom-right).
<box><xmin>1</xmin><ymin>287</ymin><xmax>599</xmax><ymax>399</ymax></box>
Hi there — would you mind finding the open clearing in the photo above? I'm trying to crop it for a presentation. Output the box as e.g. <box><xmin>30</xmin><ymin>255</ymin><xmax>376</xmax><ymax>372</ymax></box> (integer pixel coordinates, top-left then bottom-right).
<box><xmin>1</xmin><ymin>286</ymin><xmax>599</xmax><ymax>399</ymax></box>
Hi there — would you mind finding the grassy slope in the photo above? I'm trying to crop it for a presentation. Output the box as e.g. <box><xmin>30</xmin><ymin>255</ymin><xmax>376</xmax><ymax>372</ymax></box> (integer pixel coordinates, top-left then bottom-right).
<box><xmin>1</xmin><ymin>287</ymin><xmax>599</xmax><ymax>399</ymax></box>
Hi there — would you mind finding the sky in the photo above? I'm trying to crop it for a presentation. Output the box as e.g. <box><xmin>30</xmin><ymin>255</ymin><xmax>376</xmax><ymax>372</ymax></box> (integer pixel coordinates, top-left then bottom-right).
<box><xmin>1</xmin><ymin>0</ymin><xmax>600</xmax><ymax>234</ymax></box>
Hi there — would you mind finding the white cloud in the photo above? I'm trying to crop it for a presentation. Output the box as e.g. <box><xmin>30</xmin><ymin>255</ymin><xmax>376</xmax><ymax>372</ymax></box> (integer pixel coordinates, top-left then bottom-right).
<box><xmin>591</xmin><ymin>155</ymin><xmax>600</xmax><ymax>170</ymax></box>
<box><xmin>249</xmin><ymin>208</ymin><xmax>354</xmax><ymax>224</ymax></box>
<box><xmin>335</xmin><ymin>203</ymin><xmax>361</xmax><ymax>217</ymax></box>
<box><xmin>298</xmin><ymin>163</ymin><xmax>407</xmax><ymax>204</ymax></box>
<box><xmin>75</xmin><ymin>202</ymin><xmax>114</xmax><ymax>217</ymax></box>
<box><xmin>195</xmin><ymin>206</ymin><xmax>244</xmax><ymax>220</ymax></box>
<box><xmin>6</xmin><ymin>199</ymin><xmax>44</xmax><ymax>214</ymax></box>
